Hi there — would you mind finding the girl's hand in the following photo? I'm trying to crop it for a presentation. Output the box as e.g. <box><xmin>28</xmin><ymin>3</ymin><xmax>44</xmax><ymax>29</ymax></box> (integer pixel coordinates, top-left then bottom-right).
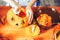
<box><xmin>26</xmin><ymin>6</ymin><xmax>33</xmax><ymax>24</ymax></box>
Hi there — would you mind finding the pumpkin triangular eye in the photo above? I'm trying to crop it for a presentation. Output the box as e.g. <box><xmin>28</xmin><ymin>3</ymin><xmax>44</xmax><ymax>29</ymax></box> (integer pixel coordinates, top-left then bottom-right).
<box><xmin>16</xmin><ymin>23</ymin><xmax>19</xmax><ymax>26</ymax></box>
<box><xmin>11</xmin><ymin>17</ymin><xmax>15</xmax><ymax>21</ymax></box>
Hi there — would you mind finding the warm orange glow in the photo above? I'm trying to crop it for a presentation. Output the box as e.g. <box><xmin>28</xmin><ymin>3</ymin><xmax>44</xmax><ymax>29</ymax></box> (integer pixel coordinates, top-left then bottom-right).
<box><xmin>0</xmin><ymin>6</ymin><xmax>60</xmax><ymax>40</ymax></box>
<box><xmin>0</xmin><ymin>23</ymin><xmax>40</xmax><ymax>40</ymax></box>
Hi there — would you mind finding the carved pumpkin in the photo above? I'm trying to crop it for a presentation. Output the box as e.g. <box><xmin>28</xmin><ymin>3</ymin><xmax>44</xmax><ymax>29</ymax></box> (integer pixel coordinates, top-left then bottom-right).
<box><xmin>7</xmin><ymin>8</ymin><xmax>28</xmax><ymax>28</ymax></box>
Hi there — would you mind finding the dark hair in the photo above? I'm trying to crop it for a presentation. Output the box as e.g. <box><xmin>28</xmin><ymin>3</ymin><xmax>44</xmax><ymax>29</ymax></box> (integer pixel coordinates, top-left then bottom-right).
<box><xmin>36</xmin><ymin>6</ymin><xmax>60</xmax><ymax>24</ymax></box>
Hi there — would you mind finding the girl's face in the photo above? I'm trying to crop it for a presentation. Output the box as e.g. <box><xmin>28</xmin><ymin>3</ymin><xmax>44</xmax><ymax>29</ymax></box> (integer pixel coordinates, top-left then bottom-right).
<box><xmin>37</xmin><ymin>14</ymin><xmax>52</xmax><ymax>27</ymax></box>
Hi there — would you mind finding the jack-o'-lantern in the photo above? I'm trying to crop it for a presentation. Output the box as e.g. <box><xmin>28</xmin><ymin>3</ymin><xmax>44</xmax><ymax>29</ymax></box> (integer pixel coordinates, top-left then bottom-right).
<box><xmin>7</xmin><ymin>8</ymin><xmax>29</xmax><ymax>28</ymax></box>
